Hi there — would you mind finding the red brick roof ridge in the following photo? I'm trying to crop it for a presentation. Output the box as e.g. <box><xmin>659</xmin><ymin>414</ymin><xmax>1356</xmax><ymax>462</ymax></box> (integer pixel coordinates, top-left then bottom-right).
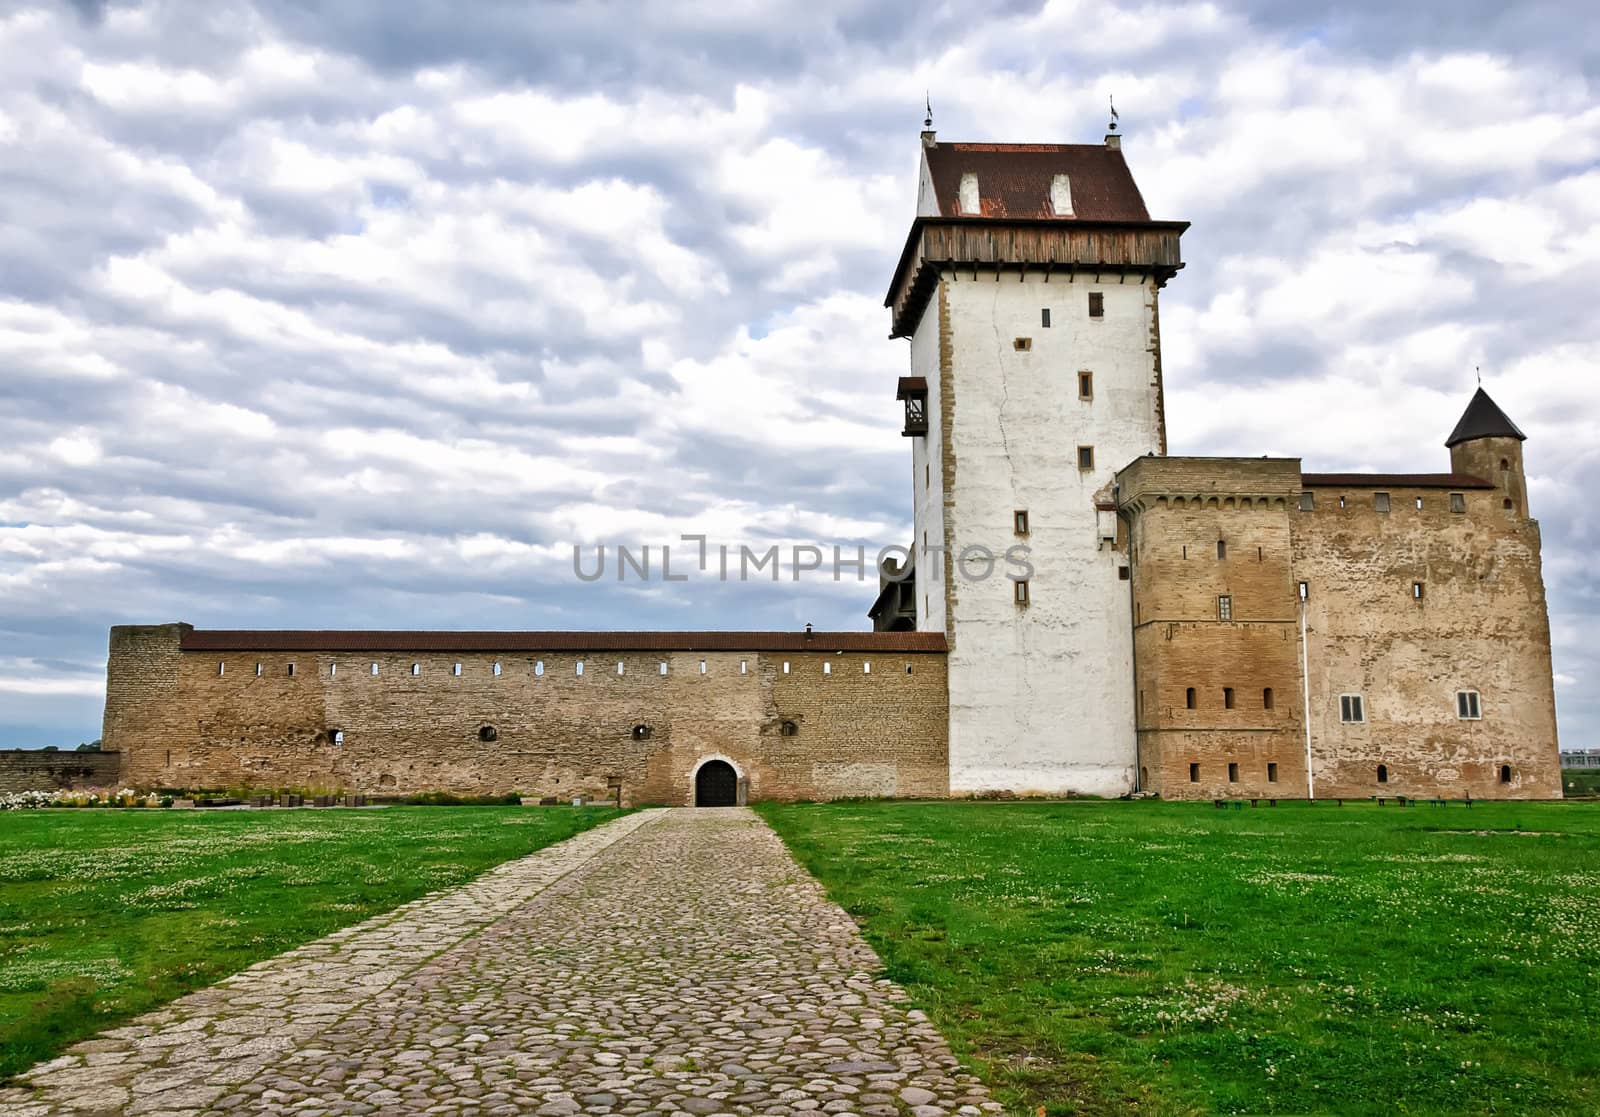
<box><xmin>180</xmin><ymin>629</ymin><xmax>948</xmax><ymax>653</ymax></box>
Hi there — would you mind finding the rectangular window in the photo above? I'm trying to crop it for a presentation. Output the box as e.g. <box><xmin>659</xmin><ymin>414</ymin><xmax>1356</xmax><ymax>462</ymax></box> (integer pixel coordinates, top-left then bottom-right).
<box><xmin>1457</xmin><ymin>690</ymin><xmax>1481</xmax><ymax>719</ymax></box>
<box><xmin>1449</xmin><ymin>492</ymin><xmax>1466</xmax><ymax>513</ymax></box>
<box><xmin>1224</xmin><ymin>687</ymin><xmax>1235</xmax><ymax>709</ymax></box>
<box><xmin>1119</xmin><ymin>566</ymin><xmax>1130</xmax><ymax>581</ymax></box>
<box><xmin>1185</xmin><ymin>687</ymin><xmax>1196</xmax><ymax>709</ymax></box>
<box><xmin>1014</xmin><ymin>579</ymin><xmax>1030</xmax><ymax>605</ymax></box>
<box><xmin>1078</xmin><ymin>371</ymin><xmax>1093</xmax><ymax>400</ymax></box>
<box><xmin>453</xmin><ymin>662</ymin><xmax>462</xmax><ymax>676</ymax></box>
<box><xmin>1263</xmin><ymin>687</ymin><xmax>1274</xmax><ymax>709</ymax></box>
<box><xmin>1340</xmin><ymin>694</ymin><xmax>1365</xmax><ymax>723</ymax></box>
<box><xmin>1228</xmin><ymin>762</ymin><xmax>1239</xmax><ymax>782</ymax></box>
<box><xmin>1413</xmin><ymin>582</ymin><xmax>1424</xmax><ymax>601</ymax></box>
<box><xmin>1416</xmin><ymin>496</ymin><xmax>1424</xmax><ymax>510</ymax></box>
<box><xmin>1267</xmin><ymin>762</ymin><xmax>1279</xmax><ymax>783</ymax></box>
<box><xmin>1216</xmin><ymin>539</ymin><xmax>1226</xmax><ymax>560</ymax></box>
<box><xmin>1013</xmin><ymin>337</ymin><xmax>1032</xmax><ymax>351</ymax></box>
<box><xmin>1077</xmin><ymin>445</ymin><xmax>1094</xmax><ymax>470</ymax></box>
<box><xmin>1014</xmin><ymin>510</ymin><xmax>1029</xmax><ymax>535</ymax></box>
<box><xmin>1375</xmin><ymin>492</ymin><xmax>1391</xmax><ymax>513</ymax></box>
<box><xmin>1189</xmin><ymin>763</ymin><xmax>1200</xmax><ymax>783</ymax></box>
<box><xmin>1218</xmin><ymin>595</ymin><xmax>1232</xmax><ymax>621</ymax></box>
<box><xmin>1088</xmin><ymin>291</ymin><xmax>1105</xmax><ymax>318</ymax></box>
<box><xmin>1041</xmin><ymin>307</ymin><xmax>1051</xmax><ymax>327</ymax></box>
<box><xmin>1298</xmin><ymin>581</ymin><xmax>1309</xmax><ymax>602</ymax></box>
<box><xmin>287</xmin><ymin>663</ymin><xmax>296</xmax><ymax>677</ymax></box>
<box><xmin>1299</xmin><ymin>492</ymin><xmax>1315</xmax><ymax>511</ymax></box>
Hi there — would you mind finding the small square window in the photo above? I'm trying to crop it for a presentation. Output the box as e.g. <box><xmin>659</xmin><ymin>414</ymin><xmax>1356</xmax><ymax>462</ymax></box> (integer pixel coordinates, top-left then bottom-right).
<box><xmin>1457</xmin><ymin>690</ymin><xmax>1481</xmax><ymax>719</ymax></box>
<box><xmin>1077</xmin><ymin>445</ymin><xmax>1094</xmax><ymax>470</ymax></box>
<box><xmin>1088</xmin><ymin>291</ymin><xmax>1104</xmax><ymax>318</ymax></box>
<box><xmin>1218</xmin><ymin>595</ymin><xmax>1232</xmax><ymax>621</ymax></box>
<box><xmin>1340</xmin><ymin>694</ymin><xmax>1365</xmax><ymax>723</ymax></box>
<box><xmin>1013</xmin><ymin>337</ymin><xmax>1032</xmax><ymax>351</ymax></box>
<box><xmin>1298</xmin><ymin>492</ymin><xmax>1315</xmax><ymax>511</ymax></box>
<box><xmin>1078</xmin><ymin>371</ymin><xmax>1093</xmax><ymax>400</ymax></box>
<box><xmin>1375</xmin><ymin>492</ymin><xmax>1391</xmax><ymax>513</ymax></box>
<box><xmin>1014</xmin><ymin>510</ymin><xmax>1030</xmax><ymax>535</ymax></box>
<box><xmin>1041</xmin><ymin>308</ymin><xmax>1051</xmax><ymax>327</ymax></box>
<box><xmin>1189</xmin><ymin>762</ymin><xmax>1200</xmax><ymax>783</ymax></box>
<box><xmin>1014</xmin><ymin>579</ymin><xmax>1030</xmax><ymax>605</ymax></box>
<box><xmin>1118</xmin><ymin>566</ymin><xmax>1130</xmax><ymax>581</ymax></box>
<box><xmin>1449</xmin><ymin>492</ymin><xmax>1466</xmax><ymax>513</ymax></box>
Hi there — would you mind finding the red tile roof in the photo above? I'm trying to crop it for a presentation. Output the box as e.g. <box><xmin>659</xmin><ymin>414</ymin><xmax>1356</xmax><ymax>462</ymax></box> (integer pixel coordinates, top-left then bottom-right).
<box><xmin>1300</xmin><ymin>473</ymin><xmax>1493</xmax><ymax>489</ymax></box>
<box><xmin>923</xmin><ymin>142</ymin><xmax>1151</xmax><ymax>221</ymax></box>
<box><xmin>180</xmin><ymin>630</ymin><xmax>947</xmax><ymax>653</ymax></box>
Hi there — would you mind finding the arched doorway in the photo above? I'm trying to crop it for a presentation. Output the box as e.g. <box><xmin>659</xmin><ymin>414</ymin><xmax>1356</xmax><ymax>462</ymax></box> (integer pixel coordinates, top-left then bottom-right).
<box><xmin>695</xmin><ymin>759</ymin><xmax>738</xmax><ymax>807</ymax></box>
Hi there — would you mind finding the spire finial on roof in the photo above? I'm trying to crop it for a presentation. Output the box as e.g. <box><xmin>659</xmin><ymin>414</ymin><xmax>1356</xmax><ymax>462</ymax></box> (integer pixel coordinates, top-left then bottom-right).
<box><xmin>1108</xmin><ymin>93</ymin><xmax>1119</xmax><ymax>132</ymax></box>
<box><xmin>924</xmin><ymin>93</ymin><xmax>933</xmax><ymax>130</ymax></box>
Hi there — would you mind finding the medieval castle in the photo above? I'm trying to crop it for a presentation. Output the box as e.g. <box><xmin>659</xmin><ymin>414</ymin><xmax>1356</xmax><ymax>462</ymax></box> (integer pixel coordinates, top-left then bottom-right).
<box><xmin>100</xmin><ymin>126</ymin><xmax>1563</xmax><ymax>805</ymax></box>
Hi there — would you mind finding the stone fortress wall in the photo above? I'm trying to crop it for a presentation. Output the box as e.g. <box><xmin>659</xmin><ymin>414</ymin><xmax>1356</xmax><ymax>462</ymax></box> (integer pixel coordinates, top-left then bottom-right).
<box><xmin>103</xmin><ymin>625</ymin><xmax>950</xmax><ymax>806</ymax></box>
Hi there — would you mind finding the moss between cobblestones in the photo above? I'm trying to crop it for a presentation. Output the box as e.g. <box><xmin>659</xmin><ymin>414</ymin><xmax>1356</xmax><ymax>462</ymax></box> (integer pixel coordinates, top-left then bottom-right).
<box><xmin>0</xmin><ymin>805</ymin><xmax>621</xmax><ymax>1079</ymax></box>
<box><xmin>759</xmin><ymin>798</ymin><xmax>1600</xmax><ymax>1117</ymax></box>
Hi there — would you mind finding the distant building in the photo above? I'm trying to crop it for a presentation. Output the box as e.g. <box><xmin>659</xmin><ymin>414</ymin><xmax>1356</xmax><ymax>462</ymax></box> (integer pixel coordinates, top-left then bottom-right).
<box><xmin>1562</xmin><ymin>749</ymin><xmax>1600</xmax><ymax>770</ymax></box>
<box><xmin>97</xmin><ymin>120</ymin><xmax>1564</xmax><ymax>804</ymax></box>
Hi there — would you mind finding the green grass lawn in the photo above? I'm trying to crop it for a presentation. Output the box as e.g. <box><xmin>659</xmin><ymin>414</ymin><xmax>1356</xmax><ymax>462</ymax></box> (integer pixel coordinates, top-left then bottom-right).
<box><xmin>758</xmin><ymin>799</ymin><xmax>1600</xmax><ymax>1117</ymax></box>
<box><xmin>0</xmin><ymin>805</ymin><xmax>620</xmax><ymax>1079</ymax></box>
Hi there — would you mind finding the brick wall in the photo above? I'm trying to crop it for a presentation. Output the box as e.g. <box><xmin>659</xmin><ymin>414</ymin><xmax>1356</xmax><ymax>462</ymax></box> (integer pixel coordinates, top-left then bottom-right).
<box><xmin>0</xmin><ymin>750</ymin><xmax>122</xmax><ymax>792</ymax></box>
<box><xmin>1121</xmin><ymin>454</ymin><xmax>1562</xmax><ymax>800</ymax></box>
<box><xmin>105</xmin><ymin>632</ymin><xmax>949</xmax><ymax>806</ymax></box>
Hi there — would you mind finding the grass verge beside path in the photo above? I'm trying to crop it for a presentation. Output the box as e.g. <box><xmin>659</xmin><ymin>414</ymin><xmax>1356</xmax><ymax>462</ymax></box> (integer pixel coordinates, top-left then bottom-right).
<box><xmin>758</xmin><ymin>799</ymin><xmax>1600</xmax><ymax>1117</ymax></box>
<box><xmin>0</xmin><ymin>805</ymin><xmax>621</xmax><ymax>1078</ymax></box>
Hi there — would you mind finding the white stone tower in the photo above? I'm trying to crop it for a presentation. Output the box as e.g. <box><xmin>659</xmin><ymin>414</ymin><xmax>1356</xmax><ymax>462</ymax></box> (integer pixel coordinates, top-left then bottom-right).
<box><xmin>885</xmin><ymin>124</ymin><xmax>1187</xmax><ymax>795</ymax></box>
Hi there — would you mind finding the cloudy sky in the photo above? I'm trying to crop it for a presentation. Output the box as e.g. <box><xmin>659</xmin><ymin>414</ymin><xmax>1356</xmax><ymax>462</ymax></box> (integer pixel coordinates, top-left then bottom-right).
<box><xmin>2</xmin><ymin>0</ymin><xmax>1596</xmax><ymax>750</ymax></box>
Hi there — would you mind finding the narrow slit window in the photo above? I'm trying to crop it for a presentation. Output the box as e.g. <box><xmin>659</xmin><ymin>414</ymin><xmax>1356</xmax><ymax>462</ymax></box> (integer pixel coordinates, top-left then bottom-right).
<box><xmin>1416</xmin><ymin>496</ymin><xmax>1424</xmax><ymax>510</ymax></box>
<box><xmin>1185</xmin><ymin>687</ymin><xmax>1197</xmax><ymax>710</ymax></box>
<box><xmin>863</xmin><ymin>661</ymin><xmax>871</xmax><ymax>674</ymax></box>
<box><xmin>617</xmin><ymin>661</ymin><xmax>625</xmax><ymax>675</ymax></box>
<box><xmin>699</xmin><ymin>659</ymin><xmax>707</xmax><ymax>675</ymax></box>
<box><xmin>1078</xmin><ymin>371</ymin><xmax>1093</xmax><ymax>400</ymax></box>
<box><xmin>1500</xmin><ymin>764</ymin><xmax>1512</xmax><ymax>784</ymax></box>
<box><xmin>492</xmin><ymin>661</ymin><xmax>502</xmax><ymax>676</ymax></box>
<box><xmin>906</xmin><ymin>663</ymin><xmax>913</xmax><ymax>675</ymax></box>
<box><xmin>329</xmin><ymin>662</ymin><xmax>337</xmax><ymax>677</ymax></box>
<box><xmin>823</xmin><ymin>661</ymin><xmax>831</xmax><ymax>675</ymax></box>
<box><xmin>255</xmin><ymin>662</ymin><xmax>263</xmax><ymax>677</ymax></box>
<box><xmin>1014</xmin><ymin>509</ymin><xmax>1030</xmax><ymax>535</ymax></box>
<box><xmin>1217</xmin><ymin>539</ymin><xmax>1226</xmax><ymax>560</ymax></box>
<box><xmin>1077</xmin><ymin>445</ymin><xmax>1094</xmax><ymax>470</ymax></box>
<box><xmin>1267</xmin><ymin>762</ymin><xmax>1279</xmax><ymax>783</ymax></box>
<box><xmin>658</xmin><ymin>661</ymin><xmax>666</xmax><ymax>675</ymax></box>
<box><xmin>740</xmin><ymin>660</ymin><xmax>748</xmax><ymax>674</ymax></box>
<box><xmin>1224</xmin><ymin>687</ymin><xmax>1235</xmax><ymax>709</ymax></box>
<box><xmin>218</xmin><ymin>661</ymin><xmax>225</xmax><ymax>675</ymax></box>
<box><xmin>287</xmin><ymin>663</ymin><xmax>296</xmax><ymax>677</ymax></box>
<box><xmin>575</xmin><ymin>660</ymin><xmax>583</xmax><ymax>676</ymax></box>
<box><xmin>783</xmin><ymin>661</ymin><xmax>790</xmax><ymax>674</ymax></box>
<box><xmin>1228</xmin><ymin>762</ymin><xmax>1239</xmax><ymax>782</ymax></box>
<box><xmin>370</xmin><ymin>663</ymin><xmax>379</xmax><ymax>676</ymax></box>
<box><xmin>1014</xmin><ymin>579</ymin><xmax>1030</xmax><ymax>605</ymax></box>
<box><xmin>536</xmin><ymin>660</ymin><xmax>545</xmax><ymax>676</ymax></box>
<box><xmin>1189</xmin><ymin>763</ymin><xmax>1200</xmax><ymax>783</ymax></box>
<box><xmin>1377</xmin><ymin>764</ymin><xmax>1388</xmax><ymax>784</ymax></box>
<box><xmin>1088</xmin><ymin>291</ymin><xmax>1104</xmax><ymax>318</ymax></box>
<box><xmin>1263</xmin><ymin>687</ymin><xmax>1274</xmax><ymax>709</ymax></box>
<box><xmin>1041</xmin><ymin>308</ymin><xmax>1051</xmax><ymax>327</ymax></box>
<box><xmin>453</xmin><ymin>662</ymin><xmax>462</xmax><ymax>676</ymax></box>
<box><xmin>410</xmin><ymin>663</ymin><xmax>420</xmax><ymax>676</ymax></box>
<box><xmin>1413</xmin><ymin>582</ymin><xmax>1424</xmax><ymax>601</ymax></box>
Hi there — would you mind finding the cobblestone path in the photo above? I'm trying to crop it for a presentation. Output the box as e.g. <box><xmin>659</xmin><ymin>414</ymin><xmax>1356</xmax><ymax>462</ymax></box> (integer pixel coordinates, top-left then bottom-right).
<box><xmin>1</xmin><ymin>809</ymin><xmax>999</xmax><ymax>1117</ymax></box>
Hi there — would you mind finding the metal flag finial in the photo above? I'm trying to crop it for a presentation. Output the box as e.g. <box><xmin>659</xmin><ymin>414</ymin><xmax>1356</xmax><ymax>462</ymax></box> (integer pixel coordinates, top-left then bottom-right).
<box><xmin>1476</xmin><ymin>364</ymin><xmax>1482</xmax><ymax>386</ymax></box>
<box><xmin>924</xmin><ymin>93</ymin><xmax>933</xmax><ymax>130</ymax></box>
<box><xmin>1108</xmin><ymin>93</ymin><xmax>1119</xmax><ymax>132</ymax></box>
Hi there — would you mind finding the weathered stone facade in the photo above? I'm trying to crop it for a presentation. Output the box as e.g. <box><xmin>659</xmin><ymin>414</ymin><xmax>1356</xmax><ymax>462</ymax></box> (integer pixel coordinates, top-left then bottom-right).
<box><xmin>104</xmin><ymin>629</ymin><xmax>949</xmax><ymax>806</ymax></box>
<box><xmin>1117</xmin><ymin>436</ymin><xmax>1562</xmax><ymax>801</ymax></box>
<box><xmin>0</xmin><ymin>748</ymin><xmax>121</xmax><ymax>792</ymax></box>
<box><xmin>97</xmin><ymin>130</ymin><xmax>1563</xmax><ymax>803</ymax></box>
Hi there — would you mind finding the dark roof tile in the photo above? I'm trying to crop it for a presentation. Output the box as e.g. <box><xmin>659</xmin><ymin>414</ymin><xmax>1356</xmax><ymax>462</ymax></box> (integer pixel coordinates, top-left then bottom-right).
<box><xmin>181</xmin><ymin>630</ymin><xmax>947</xmax><ymax>653</ymax></box>
<box><xmin>923</xmin><ymin>142</ymin><xmax>1150</xmax><ymax>221</ymax></box>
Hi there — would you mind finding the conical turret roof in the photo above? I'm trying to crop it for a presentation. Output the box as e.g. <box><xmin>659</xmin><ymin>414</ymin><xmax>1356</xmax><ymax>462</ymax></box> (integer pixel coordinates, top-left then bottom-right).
<box><xmin>1445</xmin><ymin>388</ymin><xmax>1526</xmax><ymax>447</ymax></box>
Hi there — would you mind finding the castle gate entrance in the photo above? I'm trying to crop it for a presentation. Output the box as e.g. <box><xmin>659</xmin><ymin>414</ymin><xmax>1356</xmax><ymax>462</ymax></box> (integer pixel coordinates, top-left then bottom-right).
<box><xmin>695</xmin><ymin>760</ymin><xmax>738</xmax><ymax>807</ymax></box>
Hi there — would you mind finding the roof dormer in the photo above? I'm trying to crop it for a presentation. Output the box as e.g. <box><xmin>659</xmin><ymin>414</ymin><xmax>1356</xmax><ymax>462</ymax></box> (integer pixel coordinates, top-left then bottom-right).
<box><xmin>958</xmin><ymin>173</ymin><xmax>980</xmax><ymax>215</ymax></box>
<box><xmin>1050</xmin><ymin>174</ymin><xmax>1074</xmax><ymax>217</ymax></box>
